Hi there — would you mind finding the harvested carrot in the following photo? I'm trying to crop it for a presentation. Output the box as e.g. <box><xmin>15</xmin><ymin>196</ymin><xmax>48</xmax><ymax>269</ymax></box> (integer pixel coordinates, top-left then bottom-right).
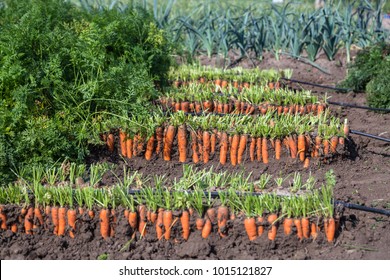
<box><xmin>178</xmin><ymin>124</ymin><xmax>187</xmax><ymax>163</ymax></box>
<box><xmin>175</xmin><ymin>102</ymin><xmax>181</xmax><ymax>112</ymax></box>
<box><xmin>323</xmin><ymin>139</ymin><xmax>330</xmax><ymax>156</ymax></box>
<box><xmin>11</xmin><ymin>224</ymin><xmax>18</xmax><ymax>233</ymax></box>
<box><xmin>301</xmin><ymin>217</ymin><xmax>310</xmax><ymax>239</ymax></box>
<box><xmin>196</xmin><ymin>217</ymin><xmax>204</xmax><ymax>230</ymax></box>
<box><xmin>99</xmin><ymin>208</ymin><xmax>110</xmax><ymax>239</ymax></box>
<box><xmin>0</xmin><ymin>207</ymin><xmax>7</xmax><ymax>230</ymax></box>
<box><xmin>88</xmin><ymin>210</ymin><xmax>95</xmax><ymax>219</ymax></box>
<box><xmin>110</xmin><ymin>209</ymin><xmax>116</xmax><ymax>238</ymax></box>
<box><xmin>51</xmin><ymin>206</ymin><xmax>59</xmax><ymax>235</ymax></box>
<box><xmin>310</xmin><ymin>222</ymin><xmax>319</xmax><ymax>240</ymax></box>
<box><xmin>314</xmin><ymin>136</ymin><xmax>322</xmax><ymax>157</ymax></box>
<box><xmin>25</xmin><ymin>207</ymin><xmax>34</xmax><ymax>235</ymax></box>
<box><xmin>191</xmin><ymin>130</ymin><xmax>199</xmax><ymax>163</ymax></box>
<box><xmin>156</xmin><ymin>208</ymin><xmax>164</xmax><ymax>240</ymax></box>
<box><xmin>145</xmin><ymin>135</ymin><xmax>155</xmax><ymax>161</ymax></box>
<box><xmin>257</xmin><ymin>216</ymin><xmax>264</xmax><ymax>236</ymax></box>
<box><xmin>275</xmin><ymin>139</ymin><xmax>282</xmax><ymax>160</ymax></box>
<box><xmin>303</xmin><ymin>157</ymin><xmax>310</xmax><ymax>168</ymax></box>
<box><xmin>163</xmin><ymin>210</ymin><xmax>173</xmax><ymax>240</ymax></box>
<box><xmin>58</xmin><ymin>207</ymin><xmax>66</xmax><ymax>236</ymax></box>
<box><xmin>106</xmin><ymin>133</ymin><xmax>115</xmax><ymax>153</ymax></box>
<box><xmin>210</xmin><ymin>129</ymin><xmax>217</xmax><ymax>154</ymax></box>
<box><xmin>138</xmin><ymin>205</ymin><xmax>147</xmax><ymax>237</ymax></box>
<box><xmin>237</xmin><ymin>134</ymin><xmax>248</xmax><ymax>164</ymax></box>
<box><xmin>203</xmin><ymin>131</ymin><xmax>211</xmax><ymax>163</ymax></box>
<box><xmin>283</xmin><ymin>218</ymin><xmax>293</xmax><ymax>236</ymax></box>
<box><xmin>223</xmin><ymin>103</ymin><xmax>230</xmax><ymax>114</ymax></box>
<box><xmin>267</xmin><ymin>213</ymin><xmax>278</xmax><ymax>241</ymax></box>
<box><xmin>220</xmin><ymin>132</ymin><xmax>228</xmax><ymax>165</ymax></box>
<box><xmin>67</xmin><ymin>209</ymin><xmax>77</xmax><ymax>238</ymax></box>
<box><xmin>217</xmin><ymin>206</ymin><xmax>229</xmax><ymax>237</ymax></box>
<box><xmin>201</xmin><ymin>218</ymin><xmax>212</xmax><ymax>238</ymax></box>
<box><xmin>294</xmin><ymin>218</ymin><xmax>303</xmax><ymax>240</ymax></box>
<box><xmin>230</xmin><ymin>134</ymin><xmax>240</xmax><ymax>166</ymax></box>
<box><xmin>244</xmin><ymin>217</ymin><xmax>257</xmax><ymax>241</ymax></box>
<box><xmin>136</xmin><ymin>135</ymin><xmax>144</xmax><ymax>155</ymax></box>
<box><xmin>262</xmin><ymin>138</ymin><xmax>269</xmax><ymax>164</ymax></box>
<box><xmin>163</xmin><ymin>125</ymin><xmax>176</xmax><ymax>161</ymax></box>
<box><xmin>249</xmin><ymin>137</ymin><xmax>256</xmax><ymax>161</ymax></box>
<box><xmin>197</xmin><ymin>130</ymin><xmax>203</xmax><ymax>161</ymax></box>
<box><xmin>256</xmin><ymin>137</ymin><xmax>262</xmax><ymax>161</ymax></box>
<box><xmin>124</xmin><ymin>209</ymin><xmax>129</xmax><ymax>219</ymax></box>
<box><xmin>128</xmin><ymin>211</ymin><xmax>138</xmax><ymax>233</ymax></box>
<box><xmin>126</xmin><ymin>136</ymin><xmax>133</xmax><ymax>159</ymax></box>
<box><xmin>155</xmin><ymin>127</ymin><xmax>164</xmax><ymax>155</ymax></box>
<box><xmin>298</xmin><ymin>134</ymin><xmax>306</xmax><ymax>161</ymax></box>
<box><xmin>150</xmin><ymin>211</ymin><xmax>158</xmax><ymax>224</ymax></box>
<box><xmin>119</xmin><ymin>129</ymin><xmax>127</xmax><ymax>157</ymax></box>
<box><xmin>324</xmin><ymin>217</ymin><xmax>336</xmax><ymax>242</ymax></box>
<box><xmin>34</xmin><ymin>207</ymin><xmax>44</xmax><ymax>229</ymax></box>
<box><xmin>181</xmin><ymin>101</ymin><xmax>190</xmax><ymax>112</ymax></box>
<box><xmin>133</xmin><ymin>134</ymin><xmax>139</xmax><ymax>156</ymax></box>
<box><xmin>206</xmin><ymin>208</ymin><xmax>216</xmax><ymax>224</ymax></box>
<box><xmin>330</xmin><ymin>136</ymin><xmax>338</xmax><ymax>154</ymax></box>
<box><xmin>181</xmin><ymin>210</ymin><xmax>190</xmax><ymax>240</ymax></box>
<box><xmin>288</xmin><ymin>136</ymin><xmax>298</xmax><ymax>159</ymax></box>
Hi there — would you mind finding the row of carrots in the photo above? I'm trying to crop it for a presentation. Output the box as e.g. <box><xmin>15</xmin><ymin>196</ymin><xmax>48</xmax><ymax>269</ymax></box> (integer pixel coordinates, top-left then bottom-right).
<box><xmin>172</xmin><ymin>79</ymin><xmax>282</xmax><ymax>91</ymax></box>
<box><xmin>159</xmin><ymin>99</ymin><xmax>327</xmax><ymax>116</ymax></box>
<box><xmin>109</xmin><ymin>126</ymin><xmax>348</xmax><ymax>167</ymax></box>
<box><xmin>0</xmin><ymin>205</ymin><xmax>337</xmax><ymax>242</ymax></box>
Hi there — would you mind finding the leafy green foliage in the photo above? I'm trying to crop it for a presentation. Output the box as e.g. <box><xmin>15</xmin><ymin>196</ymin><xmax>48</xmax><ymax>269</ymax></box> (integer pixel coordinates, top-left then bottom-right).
<box><xmin>0</xmin><ymin>0</ymin><xmax>172</xmax><ymax>181</ymax></box>
<box><xmin>366</xmin><ymin>59</ymin><xmax>390</xmax><ymax>109</ymax></box>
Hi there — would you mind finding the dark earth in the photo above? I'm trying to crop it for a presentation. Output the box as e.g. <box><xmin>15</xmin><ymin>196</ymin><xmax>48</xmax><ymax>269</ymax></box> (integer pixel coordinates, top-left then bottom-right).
<box><xmin>0</xmin><ymin>50</ymin><xmax>389</xmax><ymax>260</ymax></box>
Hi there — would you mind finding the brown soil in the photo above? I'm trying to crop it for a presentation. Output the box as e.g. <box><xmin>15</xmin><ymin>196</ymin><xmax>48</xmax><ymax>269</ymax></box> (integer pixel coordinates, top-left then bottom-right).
<box><xmin>1</xmin><ymin>51</ymin><xmax>389</xmax><ymax>260</ymax></box>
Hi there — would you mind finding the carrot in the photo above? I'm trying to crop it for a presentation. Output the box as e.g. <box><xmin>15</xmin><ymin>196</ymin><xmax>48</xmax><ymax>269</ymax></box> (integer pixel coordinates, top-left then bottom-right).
<box><xmin>88</xmin><ymin>210</ymin><xmax>95</xmax><ymax>219</ymax></box>
<box><xmin>237</xmin><ymin>134</ymin><xmax>247</xmax><ymax>164</ymax></box>
<box><xmin>67</xmin><ymin>208</ymin><xmax>77</xmax><ymax>238</ymax></box>
<box><xmin>203</xmin><ymin>130</ymin><xmax>211</xmax><ymax>163</ymax></box>
<box><xmin>24</xmin><ymin>207</ymin><xmax>34</xmax><ymax>235</ymax></box>
<box><xmin>257</xmin><ymin>216</ymin><xmax>264</xmax><ymax>236</ymax></box>
<box><xmin>262</xmin><ymin>138</ymin><xmax>269</xmax><ymax>164</ymax></box>
<box><xmin>11</xmin><ymin>224</ymin><xmax>18</xmax><ymax>233</ymax></box>
<box><xmin>256</xmin><ymin>137</ymin><xmax>262</xmax><ymax>161</ymax></box>
<box><xmin>178</xmin><ymin>124</ymin><xmax>187</xmax><ymax>163</ymax></box>
<box><xmin>107</xmin><ymin>133</ymin><xmax>115</xmax><ymax>153</ymax></box>
<box><xmin>223</xmin><ymin>103</ymin><xmax>230</xmax><ymax>114</ymax></box>
<box><xmin>181</xmin><ymin>101</ymin><xmax>190</xmax><ymax>113</ymax></box>
<box><xmin>163</xmin><ymin>210</ymin><xmax>173</xmax><ymax>240</ymax></box>
<box><xmin>203</xmin><ymin>100</ymin><xmax>214</xmax><ymax>113</ymax></box>
<box><xmin>99</xmin><ymin>208</ymin><xmax>110</xmax><ymax>239</ymax></box>
<box><xmin>283</xmin><ymin>218</ymin><xmax>293</xmax><ymax>236</ymax></box>
<box><xmin>294</xmin><ymin>218</ymin><xmax>303</xmax><ymax>240</ymax></box>
<box><xmin>150</xmin><ymin>211</ymin><xmax>158</xmax><ymax>224</ymax></box>
<box><xmin>314</xmin><ymin>136</ymin><xmax>322</xmax><ymax>157</ymax></box>
<box><xmin>0</xmin><ymin>207</ymin><xmax>7</xmax><ymax>230</ymax></box>
<box><xmin>298</xmin><ymin>134</ymin><xmax>306</xmax><ymax>161</ymax></box>
<box><xmin>119</xmin><ymin>129</ymin><xmax>127</xmax><ymax>157</ymax></box>
<box><xmin>217</xmin><ymin>102</ymin><xmax>223</xmax><ymax>113</ymax></box>
<box><xmin>220</xmin><ymin>132</ymin><xmax>228</xmax><ymax>165</ymax></box>
<box><xmin>210</xmin><ymin>129</ymin><xmax>217</xmax><ymax>154</ymax></box>
<box><xmin>267</xmin><ymin>214</ymin><xmax>278</xmax><ymax>241</ymax></box>
<box><xmin>128</xmin><ymin>211</ymin><xmax>138</xmax><ymax>231</ymax></box>
<box><xmin>244</xmin><ymin>217</ymin><xmax>257</xmax><ymax>241</ymax></box>
<box><xmin>51</xmin><ymin>206</ymin><xmax>59</xmax><ymax>235</ymax></box>
<box><xmin>201</xmin><ymin>218</ymin><xmax>212</xmax><ymax>238</ymax></box>
<box><xmin>324</xmin><ymin>217</ymin><xmax>336</xmax><ymax>242</ymax></box>
<box><xmin>195</xmin><ymin>102</ymin><xmax>201</xmax><ymax>113</ymax></box>
<box><xmin>138</xmin><ymin>205</ymin><xmax>147</xmax><ymax>237</ymax></box>
<box><xmin>275</xmin><ymin>139</ymin><xmax>282</xmax><ymax>160</ymax></box>
<box><xmin>288</xmin><ymin>136</ymin><xmax>298</xmax><ymax>159</ymax></box>
<box><xmin>301</xmin><ymin>217</ymin><xmax>310</xmax><ymax>239</ymax></box>
<box><xmin>124</xmin><ymin>209</ymin><xmax>129</xmax><ymax>219</ymax></box>
<box><xmin>196</xmin><ymin>217</ymin><xmax>204</xmax><ymax>230</ymax></box>
<box><xmin>133</xmin><ymin>134</ymin><xmax>139</xmax><ymax>156</ymax></box>
<box><xmin>181</xmin><ymin>210</ymin><xmax>190</xmax><ymax>240</ymax></box>
<box><xmin>303</xmin><ymin>158</ymin><xmax>310</xmax><ymax>168</ymax></box>
<box><xmin>277</xmin><ymin>106</ymin><xmax>283</xmax><ymax>115</ymax></box>
<box><xmin>317</xmin><ymin>103</ymin><xmax>325</xmax><ymax>115</ymax></box>
<box><xmin>136</xmin><ymin>134</ymin><xmax>144</xmax><ymax>155</ymax></box>
<box><xmin>343</xmin><ymin>122</ymin><xmax>350</xmax><ymax>137</ymax></box>
<box><xmin>126</xmin><ymin>136</ymin><xmax>133</xmax><ymax>159</ymax></box>
<box><xmin>163</xmin><ymin>125</ymin><xmax>176</xmax><ymax>161</ymax></box>
<box><xmin>144</xmin><ymin>135</ymin><xmax>155</xmax><ymax>161</ymax></box>
<box><xmin>156</xmin><ymin>208</ymin><xmax>164</xmax><ymax>240</ymax></box>
<box><xmin>191</xmin><ymin>130</ymin><xmax>199</xmax><ymax>163</ymax></box>
<box><xmin>234</xmin><ymin>100</ymin><xmax>241</xmax><ymax>114</ymax></box>
<box><xmin>57</xmin><ymin>207</ymin><xmax>66</xmax><ymax>236</ymax></box>
<box><xmin>206</xmin><ymin>208</ymin><xmax>216</xmax><ymax>224</ymax></box>
<box><xmin>241</xmin><ymin>101</ymin><xmax>246</xmax><ymax>114</ymax></box>
<box><xmin>34</xmin><ymin>207</ymin><xmax>44</xmax><ymax>229</ymax></box>
<box><xmin>330</xmin><ymin>136</ymin><xmax>338</xmax><ymax>154</ymax></box>
<box><xmin>110</xmin><ymin>209</ymin><xmax>116</xmax><ymax>237</ymax></box>
<box><xmin>217</xmin><ymin>206</ymin><xmax>229</xmax><ymax>237</ymax></box>
<box><xmin>249</xmin><ymin>137</ymin><xmax>256</xmax><ymax>161</ymax></box>
<box><xmin>230</xmin><ymin>134</ymin><xmax>240</xmax><ymax>166</ymax></box>
<box><xmin>230</xmin><ymin>212</ymin><xmax>236</xmax><ymax>221</ymax></box>
<box><xmin>323</xmin><ymin>139</ymin><xmax>330</xmax><ymax>156</ymax></box>
<box><xmin>175</xmin><ymin>102</ymin><xmax>181</xmax><ymax>112</ymax></box>
<box><xmin>310</xmin><ymin>222</ymin><xmax>319</xmax><ymax>240</ymax></box>
<box><xmin>155</xmin><ymin>127</ymin><xmax>164</xmax><ymax>155</ymax></box>
<box><xmin>197</xmin><ymin>130</ymin><xmax>203</xmax><ymax>161</ymax></box>
<box><xmin>339</xmin><ymin>137</ymin><xmax>345</xmax><ymax>145</ymax></box>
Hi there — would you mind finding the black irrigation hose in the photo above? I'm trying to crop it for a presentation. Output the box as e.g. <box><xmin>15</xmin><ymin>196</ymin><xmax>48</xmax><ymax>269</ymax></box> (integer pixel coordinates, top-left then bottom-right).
<box><xmin>127</xmin><ymin>190</ymin><xmax>390</xmax><ymax>216</ymax></box>
<box><xmin>327</xmin><ymin>101</ymin><xmax>390</xmax><ymax>113</ymax></box>
<box><xmin>281</xmin><ymin>77</ymin><xmax>351</xmax><ymax>92</ymax></box>
<box><xmin>350</xmin><ymin>129</ymin><xmax>390</xmax><ymax>143</ymax></box>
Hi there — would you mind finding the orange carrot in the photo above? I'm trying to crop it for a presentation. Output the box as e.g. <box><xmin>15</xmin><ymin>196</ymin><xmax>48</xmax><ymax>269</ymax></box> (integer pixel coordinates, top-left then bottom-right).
<box><xmin>201</xmin><ymin>218</ymin><xmax>212</xmax><ymax>238</ymax></box>
<box><xmin>57</xmin><ymin>207</ymin><xmax>66</xmax><ymax>236</ymax></box>
<box><xmin>303</xmin><ymin>157</ymin><xmax>310</xmax><ymax>168</ymax></box>
<box><xmin>234</xmin><ymin>100</ymin><xmax>241</xmax><ymax>114</ymax></box>
<box><xmin>178</xmin><ymin>124</ymin><xmax>187</xmax><ymax>163</ymax></box>
<box><xmin>126</xmin><ymin>136</ymin><xmax>133</xmax><ymax>159</ymax></box>
<box><xmin>301</xmin><ymin>217</ymin><xmax>310</xmax><ymax>239</ymax></box>
<box><xmin>155</xmin><ymin>127</ymin><xmax>164</xmax><ymax>155</ymax></box>
<box><xmin>67</xmin><ymin>208</ymin><xmax>77</xmax><ymax>238</ymax></box>
<box><xmin>138</xmin><ymin>205</ymin><xmax>147</xmax><ymax>237</ymax></box>
<box><xmin>324</xmin><ymin>217</ymin><xmax>336</xmax><ymax>242</ymax></box>
<box><xmin>223</xmin><ymin>103</ymin><xmax>230</xmax><ymax>114</ymax></box>
<box><xmin>110</xmin><ymin>209</ymin><xmax>117</xmax><ymax>237</ymax></box>
<box><xmin>133</xmin><ymin>134</ymin><xmax>139</xmax><ymax>156</ymax></box>
<box><xmin>156</xmin><ymin>208</ymin><xmax>164</xmax><ymax>239</ymax></box>
<box><xmin>310</xmin><ymin>222</ymin><xmax>319</xmax><ymax>240</ymax></box>
<box><xmin>136</xmin><ymin>134</ymin><xmax>144</xmax><ymax>155</ymax></box>
<box><xmin>145</xmin><ymin>135</ymin><xmax>155</xmax><ymax>161</ymax></box>
<box><xmin>262</xmin><ymin>138</ymin><xmax>269</xmax><ymax>164</ymax></box>
<box><xmin>230</xmin><ymin>134</ymin><xmax>240</xmax><ymax>166</ymax></box>
<box><xmin>11</xmin><ymin>224</ymin><xmax>18</xmax><ymax>233</ymax></box>
<box><xmin>298</xmin><ymin>134</ymin><xmax>306</xmax><ymax>162</ymax></box>
<box><xmin>314</xmin><ymin>136</ymin><xmax>322</xmax><ymax>157</ymax></box>
<box><xmin>119</xmin><ymin>129</ymin><xmax>127</xmax><ymax>157</ymax></box>
<box><xmin>191</xmin><ymin>130</ymin><xmax>199</xmax><ymax>163</ymax></box>
<box><xmin>88</xmin><ymin>210</ymin><xmax>95</xmax><ymax>219</ymax></box>
<box><xmin>181</xmin><ymin>101</ymin><xmax>190</xmax><ymax>112</ymax></box>
<box><xmin>217</xmin><ymin>206</ymin><xmax>229</xmax><ymax>237</ymax></box>
<box><xmin>107</xmin><ymin>133</ymin><xmax>115</xmax><ymax>153</ymax></box>
<box><xmin>175</xmin><ymin>102</ymin><xmax>181</xmax><ymax>112</ymax></box>
<box><xmin>210</xmin><ymin>129</ymin><xmax>217</xmax><ymax>154</ymax></box>
<box><xmin>99</xmin><ymin>208</ymin><xmax>110</xmax><ymax>239</ymax></box>
<box><xmin>128</xmin><ymin>210</ymin><xmax>138</xmax><ymax>232</ymax></box>
<box><xmin>34</xmin><ymin>207</ymin><xmax>44</xmax><ymax>229</ymax></box>
<box><xmin>283</xmin><ymin>218</ymin><xmax>293</xmax><ymax>236</ymax></box>
<box><xmin>275</xmin><ymin>139</ymin><xmax>282</xmax><ymax>160</ymax></box>
<box><xmin>206</xmin><ymin>208</ymin><xmax>216</xmax><ymax>224</ymax></box>
<box><xmin>330</xmin><ymin>136</ymin><xmax>338</xmax><ymax>154</ymax></box>
<box><xmin>124</xmin><ymin>209</ymin><xmax>129</xmax><ymax>219</ymax></box>
<box><xmin>150</xmin><ymin>211</ymin><xmax>158</xmax><ymax>224</ymax></box>
<box><xmin>0</xmin><ymin>207</ymin><xmax>7</xmax><ymax>230</ymax></box>
<box><xmin>237</xmin><ymin>134</ymin><xmax>248</xmax><ymax>164</ymax></box>
<box><xmin>220</xmin><ymin>132</ymin><xmax>228</xmax><ymax>165</ymax></box>
<box><xmin>257</xmin><ymin>216</ymin><xmax>264</xmax><ymax>236</ymax></box>
<box><xmin>163</xmin><ymin>210</ymin><xmax>173</xmax><ymax>240</ymax></box>
<box><xmin>25</xmin><ymin>207</ymin><xmax>34</xmax><ymax>235</ymax></box>
<box><xmin>196</xmin><ymin>217</ymin><xmax>204</xmax><ymax>230</ymax></box>
<box><xmin>197</xmin><ymin>130</ymin><xmax>203</xmax><ymax>161</ymax></box>
<box><xmin>163</xmin><ymin>125</ymin><xmax>176</xmax><ymax>161</ymax></box>
<box><xmin>288</xmin><ymin>136</ymin><xmax>298</xmax><ymax>159</ymax></box>
<box><xmin>256</xmin><ymin>137</ymin><xmax>262</xmax><ymax>161</ymax></box>
<box><xmin>294</xmin><ymin>218</ymin><xmax>303</xmax><ymax>240</ymax></box>
<box><xmin>249</xmin><ymin>137</ymin><xmax>256</xmax><ymax>161</ymax></box>
<box><xmin>323</xmin><ymin>139</ymin><xmax>330</xmax><ymax>156</ymax></box>
<box><xmin>267</xmin><ymin>214</ymin><xmax>278</xmax><ymax>241</ymax></box>
<box><xmin>203</xmin><ymin>130</ymin><xmax>211</xmax><ymax>163</ymax></box>
<box><xmin>181</xmin><ymin>210</ymin><xmax>190</xmax><ymax>240</ymax></box>
<box><xmin>51</xmin><ymin>206</ymin><xmax>59</xmax><ymax>235</ymax></box>
<box><xmin>244</xmin><ymin>217</ymin><xmax>257</xmax><ymax>241</ymax></box>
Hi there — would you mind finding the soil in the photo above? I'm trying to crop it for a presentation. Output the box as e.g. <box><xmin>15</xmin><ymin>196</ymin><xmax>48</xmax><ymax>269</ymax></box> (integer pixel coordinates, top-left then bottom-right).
<box><xmin>1</xmin><ymin>50</ymin><xmax>389</xmax><ymax>260</ymax></box>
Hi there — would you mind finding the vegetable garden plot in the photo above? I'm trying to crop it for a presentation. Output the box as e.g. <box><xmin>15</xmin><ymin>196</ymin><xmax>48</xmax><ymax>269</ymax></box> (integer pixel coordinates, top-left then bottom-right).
<box><xmin>0</xmin><ymin>166</ymin><xmax>339</xmax><ymax>243</ymax></box>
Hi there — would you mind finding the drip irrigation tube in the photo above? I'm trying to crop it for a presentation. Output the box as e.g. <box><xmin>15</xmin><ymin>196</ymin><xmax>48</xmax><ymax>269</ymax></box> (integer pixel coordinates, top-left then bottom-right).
<box><xmin>281</xmin><ymin>77</ymin><xmax>351</xmax><ymax>92</ymax></box>
<box><xmin>350</xmin><ymin>129</ymin><xmax>390</xmax><ymax>143</ymax></box>
<box><xmin>327</xmin><ymin>101</ymin><xmax>390</xmax><ymax>112</ymax></box>
<box><xmin>127</xmin><ymin>190</ymin><xmax>390</xmax><ymax>216</ymax></box>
